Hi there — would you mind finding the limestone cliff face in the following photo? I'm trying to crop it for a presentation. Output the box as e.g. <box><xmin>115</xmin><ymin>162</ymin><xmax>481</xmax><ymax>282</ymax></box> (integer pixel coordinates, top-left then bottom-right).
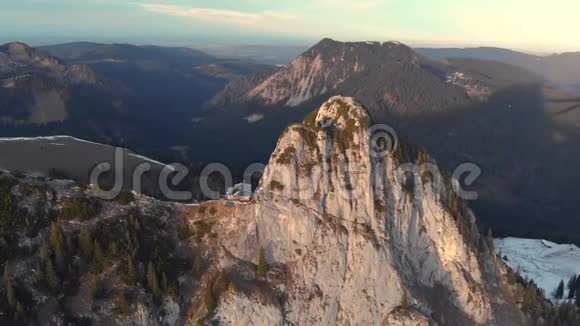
<box><xmin>181</xmin><ymin>97</ymin><xmax>526</xmax><ymax>326</ymax></box>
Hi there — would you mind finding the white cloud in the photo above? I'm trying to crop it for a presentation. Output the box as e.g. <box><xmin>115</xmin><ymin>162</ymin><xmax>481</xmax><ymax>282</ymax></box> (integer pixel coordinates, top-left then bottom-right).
<box><xmin>317</xmin><ymin>0</ymin><xmax>385</xmax><ymax>10</ymax></box>
<box><xmin>137</xmin><ymin>2</ymin><xmax>419</xmax><ymax>46</ymax></box>
<box><xmin>139</xmin><ymin>4</ymin><xmax>299</xmax><ymax>32</ymax></box>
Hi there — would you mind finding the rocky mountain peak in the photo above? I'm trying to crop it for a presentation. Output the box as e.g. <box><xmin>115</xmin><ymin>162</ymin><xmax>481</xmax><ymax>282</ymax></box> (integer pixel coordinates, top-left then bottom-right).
<box><xmin>0</xmin><ymin>42</ymin><xmax>35</xmax><ymax>62</ymax></box>
<box><xmin>0</xmin><ymin>41</ymin><xmax>61</xmax><ymax>67</ymax></box>
<box><xmin>307</xmin><ymin>38</ymin><xmax>418</xmax><ymax>63</ymax></box>
<box><xmin>177</xmin><ymin>97</ymin><xmax>528</xmax><ymax>324</ymax></box>
<box><xmin>0</xmin><ymin>41</ymin><xmax>101</xmax><ymax>87</ymax></box>
<box><xmin>243</xmin><ymin>39</ymin><xmax>421</xmax><ymax>107</ymax></box>
<box><xmin>313</xmin><ymin>96</ymin><xmax>368</xmax><ymax>129</ymax></box>
<box><xmin>211</xmin><ymin>38</ymin><xmax>469</xmax><ymax>117</ymax></box>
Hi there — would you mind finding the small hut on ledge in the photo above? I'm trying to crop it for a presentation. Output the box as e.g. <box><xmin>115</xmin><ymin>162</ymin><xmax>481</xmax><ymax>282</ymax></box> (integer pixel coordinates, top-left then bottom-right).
<box><xmin>225</xmin><ymin>182</ymin><xmax>252</xmax><ymax>201</ymax></box>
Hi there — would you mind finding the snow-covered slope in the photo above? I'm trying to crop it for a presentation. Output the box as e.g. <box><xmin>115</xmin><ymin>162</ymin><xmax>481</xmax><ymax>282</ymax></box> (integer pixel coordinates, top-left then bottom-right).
<box><xmin>0</xmin><ymin>135</ymin><xmax>169</xmax><ymax>173</ymax></box>
<box><xmin>0</xmin><ymin>136</ymin><xmax>171</xmax><ymax>196</ymax></box>
<box><xmin>495</xmin><ymin>237</ymin><xmax>580</xmax><ymax>298</ymax></box>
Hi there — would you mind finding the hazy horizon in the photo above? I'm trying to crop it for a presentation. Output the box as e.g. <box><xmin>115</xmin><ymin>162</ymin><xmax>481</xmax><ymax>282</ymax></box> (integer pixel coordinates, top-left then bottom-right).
<box><xmin>1</xmin><ymin>0</ymin><xmax>579</xmax><ymax>54</ymax></box>
<box><xmin>0</xmin><ymin>36</ymin><xmax>574</xmax><ymax>58</ymax></box>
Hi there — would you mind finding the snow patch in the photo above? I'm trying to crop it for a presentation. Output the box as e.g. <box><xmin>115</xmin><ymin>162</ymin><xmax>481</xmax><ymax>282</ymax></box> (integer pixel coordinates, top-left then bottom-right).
<box><xmin>243</xmin><ymin>113</ymin><xmax>264</xmax><ymax>123</ymax></box>
<box><xmin>0</xmin><ymin>135</ymin><xmax>175</xmax><ymax>171</ymax></box>
<box><xmin>286</xmin><ymin>91</ymin><xmax>313</xmax><ymax>107</ymax></box>
<box><xmin>127</xmin><ymin>153</ymin><xmax>175</xmax><ymax>171</ymax></box>
<box><xmin>495</xmin><ymin>237</ymin><xmax>580</xmax><ymax>298</ymax></box>
<box><xmin>0</xmin><ymin>135</ymin><xmax>102</xmax><ymax>147</ymax></box>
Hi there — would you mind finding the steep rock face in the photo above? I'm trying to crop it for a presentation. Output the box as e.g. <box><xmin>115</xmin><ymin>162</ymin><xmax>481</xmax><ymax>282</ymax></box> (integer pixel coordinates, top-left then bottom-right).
<box><xmin>245</xmin><ymin>39</ymin><xmax>387</xmax><ymax>106</ymax></box>
<box><xmin>180</xmin><ymin>96</ymin><xmax>526</xmax><ymax>325</ymax></box>
<box><xmin>209</xmin><ymin>69</ymin><xmax>277</xmax><ymax>108</ymax></box>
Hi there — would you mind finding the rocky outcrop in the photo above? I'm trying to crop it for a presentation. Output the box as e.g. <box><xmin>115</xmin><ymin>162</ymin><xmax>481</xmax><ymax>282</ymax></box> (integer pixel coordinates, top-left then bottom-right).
<box><xmin>209</xmin><ymin>69</ymin><xmax>276</xmax><ymax>108</ymax></box>
<box><xmin>0</xmin><ymin>42</ymin><xmax>65</xmax><ymax>75</ymax></box>
<box><xmin>180</xmin><ymin>96</ymin><xmax>527</xmax><ymax>325</ymax></box>
<box><xmin>64</xmin><ymin>64</ymin><xmax>98</xmax><ymax>85</ymax></box>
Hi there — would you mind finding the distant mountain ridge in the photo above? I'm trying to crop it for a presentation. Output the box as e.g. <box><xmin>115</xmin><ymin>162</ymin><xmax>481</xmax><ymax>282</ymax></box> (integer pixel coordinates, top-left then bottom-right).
<box><xmin>211</xmin><ymin>38</ymin><xmax>545</xmax><ymax>121</ymax></box>
<box><xmin>39</xmin><ymin>42</ymin><xmax>216</xmax><ymax>67</ymax></box>
<box><xmin>0</xmin><ymin>42</ymin><xmax>112</xmax><ymax>124</ymax></box>
<box><xmin>416</xmin><ymin>46</ymin><xmax>580</xmax><ymax>92</ymax></box>
<box><xmin>0</xmin><ymin>41</ymin><xmax>270</xmax><ymax>158</ymax></box>
<box><xmin>0</xmin><ymin>42</ymin><xmax>98</xmax><ymax>84</ymax></box>
<box><xmin>415</xmin><ymin>46</ymin><xmax>536</xmax><ymax>63</ymax></box>
<box><xmin>212</xmin><ymin>38</ymin><xmax>473</xmax><ymax>119</ymax></box>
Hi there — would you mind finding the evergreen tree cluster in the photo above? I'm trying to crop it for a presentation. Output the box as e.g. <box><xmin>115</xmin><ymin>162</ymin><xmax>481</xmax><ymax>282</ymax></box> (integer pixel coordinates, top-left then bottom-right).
<box><xmin>553</xmin><ymin>274</ymin><xmax>580</xmax><ymax>306</ymax></box>
<box><xmin>506</xmin><ymin>266</ymin><xmax>580</xmax><ymax>325</ymax></box>
<box><xmin>446</xmin><ymin>190</ymin><xmax>482</xmax><ymax>251</ymax></box>
<box><xmin>58</xmin><ymin>196</ymin><xmax>100</xmax><ymax>221</ymax></box>
<box><xmin>0</xmin><ymin>175</ymin><xmax>190</xmax><ymax>323</ymax></box>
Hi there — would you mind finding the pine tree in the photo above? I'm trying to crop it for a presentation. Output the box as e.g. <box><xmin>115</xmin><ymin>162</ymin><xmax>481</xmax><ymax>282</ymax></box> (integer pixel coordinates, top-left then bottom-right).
<box><xmin>3</xmin><ymin>267</ymin><xmax>15</xmax><ymax>308</ymax></box>
<box><xmin>39</xmin><ymin>242</ymin><xmax>49</xmax><ymax>264</ymax></box>
<box><xmin>44</xmin><ymin>260</ymin><xmax>60</xmax><ymax>291</ymax></box>
<box><xmin>54</xmin><ymin>244</ymin><xmax>65</xmax><ymax>272</ymax></box>
<box><xmin>79</xmin><ymin>229</ymin><xmax>93</xmax><ymax>259</ymax></box>
<box><xmin>204</xmin><ymin>285</ymin><xmax>215</xmax><ymax>313</ymax></box>
<box><xmin>555</xmin><ymin>280</ymin><xmax>565</xmax><ymax>299</ymax></box>
<box><xmin>567</xmin><ymin>275</ymin><xmax>577</xmax><ymax>299</ymax></box>
<box><xmin>49</xmin><ymin>223</ymin><xmax>65</xmax><ymax>271</ymax></box>
<box><xmin>257</xmin><ymin>247</ymin><xmax>267</xmax><ymax>279</ymax></box>
<box><xmin>161</xmin><ymin>272</ymin><xmax>168</xmax><ymax>293</ymax></box>
<box><xmin>91</xmin><ymin>240</ymin><xmax>106</xmax><ymax>273</ymax></box>
<box><xmin>14</xmin><ymin>301</ymin><xmax>24</xmax><ymax>321</ymax></box>
<box><xmin>575</xmin><ymin>278</ymin><xmax>580</xmax><ymax>304</ymax></box>
<box><xmin>400</xmin><ymin>291</ymin><xmax>409</xmax><ymax>313</ymax></box>
<box><xmin>216</xmin><ymin>270</ymin><xmax>229</xmax><ymax>292</ymax></box>
<box><xmin>194</xmin><ymin>256</ymin><xmax>203</xmax><ymax>277</ymax></box>
<box><xmin>49</xmin><ymin>223</ymin><xmax>63</xmax><ymax>252</ymax></box>
<box><xmin>486</xmin><ymin>227</ymin><xmax>495</xmax><ymax>252</ymax></box>
<box><xmin>108</xmin><ymin>242</ymin><xmax>118</xmax><ymax>258</ymax></box>
<box><xmin>114</xmin><ymin>292</ymin><xmax>130</xmax><ymax>316</ymax></box>
<box><xmin>123</xmin><ymin>258</ymin><xmax>137</xmax><ymax>285</ymax></box>
<box><xmin>146</xmin><ymin>261</ymin><xmax>160</xmax><ymax>297</ymax></box>
<box><xmin>522</xmin><ymin>285</ymin><xmax>538</xmax><ymax>313</ymax></box>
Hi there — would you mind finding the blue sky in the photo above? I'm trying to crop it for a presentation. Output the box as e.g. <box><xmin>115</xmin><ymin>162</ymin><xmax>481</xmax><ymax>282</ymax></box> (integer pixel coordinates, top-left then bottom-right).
<box><xmin>1</xmin><ymin>0</ymin><xmax>578</xmax><ymax>52</ymax></box>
